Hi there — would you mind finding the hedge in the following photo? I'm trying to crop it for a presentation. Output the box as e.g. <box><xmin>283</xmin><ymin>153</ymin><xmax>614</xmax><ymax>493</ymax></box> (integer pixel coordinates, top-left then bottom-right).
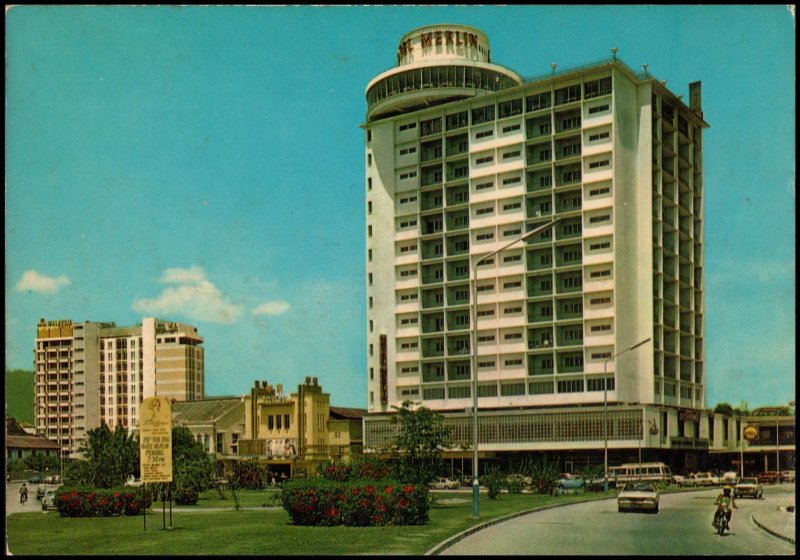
<box><xmin>55</xmin><ymin>486</ymin><xmax>152</xmax><ymax>517</ymax></box>
<box><xmin>281</xmin><ymin>478</ymin><xmax>429</xmax><ymax>526</ymax></box>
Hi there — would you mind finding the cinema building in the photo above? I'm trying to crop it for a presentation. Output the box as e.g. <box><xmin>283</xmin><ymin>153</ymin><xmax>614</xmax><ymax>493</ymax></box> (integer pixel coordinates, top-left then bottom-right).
<box><xmin>360</xmin><ymin>23</ymin><xmax>726</xmax><ymax>474</ymax></box>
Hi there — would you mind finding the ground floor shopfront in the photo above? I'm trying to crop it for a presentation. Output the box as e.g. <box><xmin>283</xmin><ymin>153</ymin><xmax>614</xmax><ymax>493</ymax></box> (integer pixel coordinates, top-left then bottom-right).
<box><xmin>363</xmin><ymin>404</ymin><xmax>796</xmax><ymax>479</ymax></box>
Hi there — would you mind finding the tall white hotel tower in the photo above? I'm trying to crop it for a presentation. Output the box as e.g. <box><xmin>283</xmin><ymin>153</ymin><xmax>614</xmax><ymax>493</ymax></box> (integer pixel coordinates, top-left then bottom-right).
<box><xmin>363</xmin><ymin>24</ymin><xmax>709</xmax><ymax>468</ymax></box>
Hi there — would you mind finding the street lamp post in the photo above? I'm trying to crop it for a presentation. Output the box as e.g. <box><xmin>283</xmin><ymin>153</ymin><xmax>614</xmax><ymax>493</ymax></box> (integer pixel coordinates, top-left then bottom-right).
<box><xmin>471</xmin><ymin>217</ymin><xmax>561</xmax><ymax>518</ymax></box>
<box><xmin>603</xmin><ymin>337</ymin><xmax>650</xmax><ymax>493</ymax></box>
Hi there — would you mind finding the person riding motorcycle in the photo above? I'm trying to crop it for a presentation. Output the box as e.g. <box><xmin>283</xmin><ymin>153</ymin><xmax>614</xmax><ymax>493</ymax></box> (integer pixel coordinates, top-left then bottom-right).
<box><xmin>713</xmin><ymin>485</ymin><xmax>738</xmax><ymax>529</ymax></box>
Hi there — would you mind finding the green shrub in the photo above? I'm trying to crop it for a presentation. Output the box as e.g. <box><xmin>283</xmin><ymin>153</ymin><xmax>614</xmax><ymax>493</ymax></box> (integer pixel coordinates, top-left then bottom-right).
<box><xmin>174</xmin><ymin>487</ymin><xmax>199</xmax><ymax>505</ymax></box>
<box><xmin>280</xmin><ymin>478</ymin><xmax>429</xmax><ymax>526</ymax></box>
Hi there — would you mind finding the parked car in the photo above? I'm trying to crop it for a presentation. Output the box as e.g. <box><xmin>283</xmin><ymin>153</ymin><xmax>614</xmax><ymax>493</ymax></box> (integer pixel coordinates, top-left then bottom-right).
<box><xmin>556</xmin><ymin>473</ymin><xmax>585</xmax><ymax>490</ymax></box>
<box><xmin>41</xmin><ymin>488</ymin><xmax>58</xmax><ymax>511</ymax></box>
<box><xmin>671</xmin><ymin>474</ymin><xmax>686</xmax><ymax>486</ymax></box>
<box><xmin>757</xmin><ymin>471</ymin><xmax>783</xmax><ymax>484</ymax></box>
<box><xmin>707</xmin><ymin>472</ymin><xmax>721</xmax><ymax>485</ymax></box>
<box><xmin>431</xmin><ymin>477</ymin><xmax>460</xmax><ymax>490</ymax></box>
<box><xmin>684</xmin><ymin>472</ymin><xmax>714</xmax><ymax>487</ymax></box>
<box><xmin>27</xmin><ymin>473</ymin><xmax>43</xmax><ymax>484</ymax></box>
<box><xmin>721</xmin><ymin>471</ymin><xmax>739</xmax><ymax>484</ymax></box>
<box><xmin>617</xmin><ymin>481</ymin><xmax>659</xmax><ymax>513</ymax></box>
<box><xmin>36</xmin><ymin>484</ymin><xmax>59</xmax><ymax>500</ymax></box>
<box><xmin>780</xmin><ymin>470</ymin><xmax>795</xmax><ymax>483</ymax></box>
<box><xmin>733</xmin><ymin>477</ymin><xmax>764</xmax><ymax>499</ymax></box>
<box><xmin>504</xmin><ymin>474</ymin><xmax>532</xmax><ymax>492</ymax></box>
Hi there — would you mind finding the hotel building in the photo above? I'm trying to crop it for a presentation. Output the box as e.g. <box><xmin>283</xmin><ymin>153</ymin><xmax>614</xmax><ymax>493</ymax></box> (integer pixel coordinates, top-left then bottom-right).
<box><xmin>33</xmin><ymin>317</ymin><xmax>204</xmax><ymax>457</ymax></box>
<box><xmin>362</xmin><ymin>24</ymin><xmax>713</xmax><ymax>471</ymax></box>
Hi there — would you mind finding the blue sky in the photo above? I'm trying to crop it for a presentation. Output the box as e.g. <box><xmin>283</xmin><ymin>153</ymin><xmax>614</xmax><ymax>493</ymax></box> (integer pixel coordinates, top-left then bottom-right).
<box><xmin>5</xmin><ymin>5</ymin><xmax>795</xmax><ymax>410</ymax></box>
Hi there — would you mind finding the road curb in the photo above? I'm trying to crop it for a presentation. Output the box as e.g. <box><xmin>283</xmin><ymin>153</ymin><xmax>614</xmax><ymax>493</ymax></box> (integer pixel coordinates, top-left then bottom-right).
<box><xmin>751</xmin><ymin>511</ymin><xmax>795</xmax><ymax>545</ymax></box>
<box><xmin>425</xmin><ymin>495</ymin><xmax>617</xmax><ymax>556</ymax></box>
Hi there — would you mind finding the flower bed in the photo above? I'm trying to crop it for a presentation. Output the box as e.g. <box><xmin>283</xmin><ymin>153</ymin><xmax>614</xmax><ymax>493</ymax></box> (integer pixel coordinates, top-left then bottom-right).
<box><xmin>55</xmin><ymin>486</ymin><xmax>152</xmax><ymax>517</ymax></box>
<box><xmin>280</xmin><ymin>479</ymin><xmax>428</xmax><ymax>526</ymax></box>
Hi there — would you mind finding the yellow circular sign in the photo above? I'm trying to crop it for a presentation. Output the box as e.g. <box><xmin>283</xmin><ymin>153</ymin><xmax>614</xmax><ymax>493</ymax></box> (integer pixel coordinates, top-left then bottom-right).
<box><xmin>743</xmin><ymin>426</ymin><xmax>759</xmax><ymax>440</ymax></box>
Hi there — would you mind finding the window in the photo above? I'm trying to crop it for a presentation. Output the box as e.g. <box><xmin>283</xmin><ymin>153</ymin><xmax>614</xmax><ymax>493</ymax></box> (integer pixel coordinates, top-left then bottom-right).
<box><xmin>589</xmin><ymin>186</ymin><xmax>611</xmax><ymax>196</ymax></box>
<box><xmin>268</xmin><ymin>416</ymin><xmax>274</xmax><ymax>430</ymax></box>
<box><xmin>589</xmin><ymin>214</ymin><xmax>611</xmax><ymax>223</ymax></box>
<box><xmin>476</xmin><ymin>206</ymin><xmax>494</xmax><ymax>216</ymax></box>
<box><xmin>555</xmin><ymin>84</ymin><xmax>581</xmax><ymax>105</ymax></box>
<box><xmin>501</xmin><ymin>382</ymin><xmax>525</xmax><ymax>395</ymax></box>
<box><xmin>562</xmin><ymin>144</ymin><xmax>580</xmax><ymax>157</ymax></box>
<box><xmin>588</xmin><ymin>160</ymin><xmax>610</xmax><ymax>169</ymax></box>
<box><xmin>588</xmin><ymin>104</ymin><xmax>610</xmax><ymax>115</ymax></box>
<box><xmin>446</xmin><ymin>111</ymin><xmax>468</xmax><ymax>130</ymax></box>
<box><xmin>502</xmin><ymin>123</ymin><xmax>521</xmax><ymax>133</ymax></box>
<box><xmin>367</xmin><ymin>178</ymin><xmax>372</xmax><ymax>191</ymax></box>
<box><xmin>503</xmin><ymin>228</ymin><xmax>522</xmax><ymax>237</ymax></box>
<box><xmin>399</xmin><ymin>171</ymin><xmax>418</xmax><ymax>179</ymax></box>
<box><xmin>561</xmin><ymin>116</ymin><xmax>581</xmax><ymax>130</ymax></box>
<box><xmin>367</xmin><ymin>153</ymin><xmax>372</xmax><ymax>166</ymax></box>
<box><xmin>563</xmin><ymin>276</ymin><xmax>582</xmax><ymax>289</ymax></box>
<box><xmin>590</xmin><ymin>269</ymin><xmax>612</xmax><ymax>278</ymax></box>
<box><xmin>498</xmin><ymin>98</ymin><xmax>522</xmax><ymax>118</ymax></box>
<box><xmin>584</xmin><ymin>77</ymin><xmax>612</xmax><ymax>99</ymax></box>
<box><xmin>563</xmin><ymin>170</ymin><xmax>581</xmax><ymax>183</ymax></box>
<box><xmin>588</xmin><ymin>131</ymin><xmax>610</xmax><ymax>142</ymax></box>
<box><xmin>590</xmin><ymin>297</ymin><xmax>612</xmax><ymax>305</ymax></box>
<box><xmin>503</xmin><ymin>150</ymin><xmax>521</xmax><ymax>160</ymax></box>
<box><xmin>420</xmin><ymin>117</ymin><xmax>442</xmax><ymax>136</ymax></box>
<box><xmin>504</xmin><ymin>305</ymin><xmax>523</xmax><ymax>314</ymax></box>
<box><xmin>477</xmin><ymin>309</ymin><xmax>495</xmax><ymax>317</ymax></box>
<box><xmin>475</xmin><ymin>181</ymin><xmax>494</xmax><ymax>191</ymax></box>
<box><xmin>476</xmin><ymin>283</ymin><xmax>495</xmax><ymax>293</ymax></box>
<box><xmin>503</xmin><ymin>201</ymin><xmax>521</xmax><ymax>211</ymax></box>
<box><xmin>589</xmin><ymin>241</ymin><xmax>611</xmax><ymax>251</ymax></box>
<box><xmin>502</xmin><ymin>176</ymin><xmax>522</xmax><ymax>186</ymax></box>
<box><xmin>529</xmin><ymin>381</ymin><xmax>554</xmax><ymax>395</ymax></box>
<box><xmin>504</xmin><ymin>332</ymin><xmax>523</xmax><ymax>340</ymax></box>
<box><xmin>563</xmin><ymin>222</ymin><xmax>581</xmax><ymax>235</ymax></box>
<box><xmin>475</xmin><ymin>129</ymin><xmax>494</xmax><ymax>139</ymax></box>
<box><xmin>503</xmin><ymin>254</ymin><xmax>522</xmax><ymax>263</ymax></box>
<box><xmin>587</xmin><ymin>378</ymin><xmax>614</xmax><ymax>391</ymax></box>
<box><xmin>399</xmin><ymin>147</ymin><xmax>417</xmax><ymax>156</ymax></box>
<box><xmin>504</xmin><ymin>280</ymin><xmax>522</xmax><ymax>289</ymax></box>
<box><xmin>476</xmin><ymin>232</ymin><xmax>494</xmax><ymax>241</ymax></box>
<box><xmin>539</xmin><ymin>123</ymin><xmax>552</xmax><ymax>135</ymax></box>
<box><xmin>539</xmin><ymin>149</ymin><xmax>552</xmax><ymax>161</ymax></box>
<box><xmin>476</xmin><ymin>155</ymin><xmax>494</xmax><ymax>165</ymax></box>
<box><xmin>563</xmin><ymin>250</ymin><xmax>581</xmax><ymax>262</ymax></box>
<box><xmin>540</xmin><ymin>175</ymin><xmax>552</xmax><ymax>187</ymax></box>
<box><xmin>472</xmin><ymin>104</ymin><xmax>495</xmax><ymax>125</ymax></box>
<box><xmin>564</xmin><ymin>328</ymin><xmax>583</xmax><ymax>341</ymax></box>
<box><xmin>591</xmin><ymin>352</ymin><xmax>612</xmax><ymax>359</ymax></box>
<box><xmin>564</xmin><ymin>355</ymin><xmax>584</xmax><ymax>368</ymax></box>
<box><xmin>478</xmin><ymin>360</ymin><xmax>496</xmax><ymax>368</ymax></box>
<box><xmin>590</xmin><ymin>324</ymin><xmax>612</xmax><ymax>332</ymax></box>
<box><xmin>399</xmin><ymin>122</ymin><xmax>417</xmax><ymax>131</ymax></box>
<box><xmin>526</xmin><ymin>92</ymin><xmax>551</xmax><ymax>111</ymax></box>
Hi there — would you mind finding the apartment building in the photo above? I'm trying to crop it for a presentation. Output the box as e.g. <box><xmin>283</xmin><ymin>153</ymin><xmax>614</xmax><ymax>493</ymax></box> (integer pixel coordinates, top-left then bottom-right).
<box><xmin>362</xmin><ymin>24</ymin><xmax>709</xmax><ymax>471</ymax></box>
<box><xmin>33</xmin><ymin>317</ymin><xmax>204</xmax><ymax>457</ymax></box>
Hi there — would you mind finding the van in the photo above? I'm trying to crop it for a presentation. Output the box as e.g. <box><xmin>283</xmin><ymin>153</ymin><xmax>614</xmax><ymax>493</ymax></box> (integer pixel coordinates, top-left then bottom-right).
<box><xmin>608</xmin><ymin>463</ymin><xmax>672</xmax><ymax>486</ymax></box>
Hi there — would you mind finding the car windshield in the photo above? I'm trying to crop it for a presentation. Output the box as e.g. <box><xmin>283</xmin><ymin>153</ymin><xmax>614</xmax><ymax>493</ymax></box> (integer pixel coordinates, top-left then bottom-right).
<box><xmin>625</xmin><ymin>482</ymin><xmax>655</xmax><ymax>492</ymax></box>
<box><xmin>738</xmin><ymin>478</ymin><xmax>757</xmax><ymax>484</ymax></box>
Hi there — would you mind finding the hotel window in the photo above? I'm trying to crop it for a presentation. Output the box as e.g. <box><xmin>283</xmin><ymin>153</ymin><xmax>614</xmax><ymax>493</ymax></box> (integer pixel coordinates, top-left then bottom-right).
<box><xmin>285</xmin><ymin>415</ymin><xmax>290</xmax><ymax>430</ymax></box>
<box><xmin>588</xmin><ymin>186</ymin><xmax>611</xmax><ymax>197</ymax></box>
<box><xmin>475</xmin><ymin>129</ymin><xmax>494</xmax><ymax>139</ymax></box>
<box><xmin>446</xmin><ymin>111</ymin><xmax>468</xmax><ymax>131</ymax></box>
<box><xmin>526</xmin><ymin>91</ymin><xmax>551</xmax><ymax>111</ymax></box>
<box><xmin>588</xmin><ymin>160</ymin><xmax>610</xmax><ymax>169</ymax></box>
<box><xmin>420</xmin><ymin>117</ymin><xmax>442</xmax><ymax>136</ymax></box>
<box><xmin>590</xmin><ymin>297</ymin><xmax>612</xmax><ymax>305</ymax></box>
<box><xmin>590</xmin><ymin>269</ymin><xmax>612</xmax><ymax>279</ymax></box>
<box><xmin>503</xmin><ymin>201</ymin><xmax>521</xmax><ymax>211</ymax></box>
<box><xmin>476</xmin><ymin>155</ymin><xmax>494</xmax><ymax>165</ymax></box>
<box><xmin>584</xmin><ymin>77</ymin><xmax>612</xmax><ymax>99</ymax></box>
<box><xmin>563</xmin><ymin>170</ymin><xmax>581</xmax><ymax>183</ymax></box>
<box><xmin>498</xmin><ymin>98</ymin><xmax>522</xmax><ymax>118</ymax></box>
<box><xmin>529</xmin><ymin>381</ymin><xmax>554</xmax><ymax>395</ymax></box>
<box><xmin>476</xmin><ymin>207</ymin><xmax>494</xmax><ymax>216</ymax></box>
<box><xmin>399</xmin><ymin>122</ymin><xmax>417</xmax><ymax>131</ymax></box>
<box><xmin>590</xmin><ymin>324</ymin><xmax>612</xmax><ymax>332</ymax></box>
<box><xmin>503</xmin><ymin>254</ymin><xmax>522</xmax><ymax>263</ymax></box>
<box><xmin>367</xmin><ymin>154</ymin><xmax>372</xmax><ymax>166</ymax></box>
<box><xmin>562</xmin><ymin>144</ymin><xmax>580</xmax><ymax>157</ymax></box>
<box><xmin>475</xmin><ymin>181</ymin><xmax>494</xmax><ymax>191</ymax></box>
<box><xmin>503</xmin><ymin>150</ymin><xmax>521</xmax><ymax>160</ymax></box>
<box><xmin>502</xmin><ymin>123</ymin><xmax>521</xmax><ymax>133</ymax></box>
<box><xmin>503</xmin><ymin>228</ymin><xmax>522</xmax><ymax>237</ymax></box>
<box><xmin>476</xmin><ymin>283</ymin><xmax>495</xmax><ymax>293</ymax></box>
<box><xmin>563</xmin><ymin>276</ymin><xmax>582</xmax><ymax>289</ymax></box>
<box><xmin>589</xmin><ymin>214</ymin><xmax>611</xmax><ymax>224</ymax></box>
<box><xmin>589</xmin><ymin>241</ymin><xmax>611</xmax><ymax>251</ymax></box>
<box><xmin>564</xmin><ymin>355</ymin><xmax>584</xmax><ymax>368</ymax></box>
<box><xmin>540</xmin><ymin>175</ymin><xmax>552</xmax><ymax>187</ymax></box>
<box><xmin>539</xmin><ymin>149</ymin><xmax>552</xmax><ymax>161</ymax></box>
<box><xmin>501</xmin><ymin>382</ymin><xmax>525</xmax><ymax>395</ymax></box>
<box><xmin>561</xmin><ymin>116</ymin><xmax>581</xmax><ymax>130</ymax></box>
<box><xmin>478</xmin><ymin>360</ymin><xmax>496</xmax><ymax>368</ymax></box>
<box><xmin>539</xmin><ymin>123</ymin><xmax>552</xmax><ymax>135</ymax></box>
<box><xmin>268</xmin><ymin>416</ymin><xmax>274</xmax><ymax>430</ymax></box>
<box><xmin>591</xmin><ymin>352</ymin><xmax>612</xmax><ymax>360</ymax></box>
<box><xmin>504</xmin><ymin>280</ymin><xmax>522</xmax><ymax>289</ymax></box>
<box><xmin>399</xmin><ymin>147</ymin><xmax>417</xmax><ymax>156</ymax></box>
<box><xmin>588</xmin><ymin>131</ymin><xmax>610</xmax><ymax>142</ymax></box>
<box><xmin>472</xmin><ymin>104</ymin><xmax>495</xmax><ymax>125</ymax></box>
<box><xmin>504</xmin><ymin>332</ymin><xmax>523</xmax><ymax>340</ymax></box>
<box><xmin>476</xmin><ymin>232</ymin><xmax>494</xmax><ymax>241</ymax></box>
<box><xmin>555</xmin><ymin>84</ymin><xmax>581</xmax><ymax>105</ymax></box>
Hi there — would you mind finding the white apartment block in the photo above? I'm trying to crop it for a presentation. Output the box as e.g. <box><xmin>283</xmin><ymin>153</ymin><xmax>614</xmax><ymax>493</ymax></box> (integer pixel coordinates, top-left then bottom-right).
<box><xmin>362</xmin><ymin>24</ymin><xmax>710</xmax><ymax>471</ymax></box>
<box><xmin>34</xmin><ymin>317</ymin><xmax>204</xmax><ymax>457</ymax></box>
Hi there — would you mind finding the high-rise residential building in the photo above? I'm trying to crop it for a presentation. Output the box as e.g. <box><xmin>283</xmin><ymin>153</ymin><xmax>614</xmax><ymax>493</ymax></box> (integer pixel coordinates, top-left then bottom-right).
<box><xmin>33</xmin><ymin>317</ymin><xmax>204</xmax><ymax>457</ymax></box>
<box><xmin>363</xmin><ymin>24</ymin><xmax>709</xmax><ymax>470</ymax></box>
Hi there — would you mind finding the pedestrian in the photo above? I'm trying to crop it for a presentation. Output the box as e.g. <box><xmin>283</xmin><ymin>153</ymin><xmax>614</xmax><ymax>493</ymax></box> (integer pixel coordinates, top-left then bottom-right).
<box><xmin>19</xmin><ymin>483</ymin><xmax>28</xmax><ymax>504</ymax></box>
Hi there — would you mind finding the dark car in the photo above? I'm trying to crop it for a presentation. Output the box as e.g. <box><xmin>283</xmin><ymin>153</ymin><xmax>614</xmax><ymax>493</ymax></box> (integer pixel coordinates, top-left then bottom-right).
<box><xmin>28</xmin><ymin>473</ymin><xmax>43</xmax><ymax>484</ymax></box>
<box><xmin>756</xmin><ymin>471</ymin><xmax>782</xmax><ymax>484</ymax></box>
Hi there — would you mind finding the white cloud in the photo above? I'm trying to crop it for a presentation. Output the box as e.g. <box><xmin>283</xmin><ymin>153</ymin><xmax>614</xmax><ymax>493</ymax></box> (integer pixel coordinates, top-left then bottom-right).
<box><xmin>252</xmin><ymin>301</ymin><xmax>291</xmax><ymax>316</ymax></box>
<box><xmin>132</xmin><ymin>266</ymin><xmax>242</xmax><ymax>324</ymax></box>
<box><xmin>15</xmin><ymin>270</ymin><xmax>70</xmax><ymax>293</ymax></box>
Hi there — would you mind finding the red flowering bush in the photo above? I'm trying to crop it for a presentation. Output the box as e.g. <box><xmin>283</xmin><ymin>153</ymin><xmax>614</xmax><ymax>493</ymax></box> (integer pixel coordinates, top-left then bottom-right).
<box><xmin>281</xmin><ymin>479</ymin><xmax>429</xmax><ymax>526</ymax></box>
<box><xmin>55</xmin><ymin>486</ymin><xmax>151</xmax><ymax>517</ymax></box>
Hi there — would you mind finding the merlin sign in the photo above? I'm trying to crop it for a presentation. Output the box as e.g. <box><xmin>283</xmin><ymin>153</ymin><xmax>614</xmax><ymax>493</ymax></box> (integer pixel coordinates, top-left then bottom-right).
<box><xmin>396</xmin><ymin>27</ymin><xmax>490</xmax><ymax>65</ymax></box>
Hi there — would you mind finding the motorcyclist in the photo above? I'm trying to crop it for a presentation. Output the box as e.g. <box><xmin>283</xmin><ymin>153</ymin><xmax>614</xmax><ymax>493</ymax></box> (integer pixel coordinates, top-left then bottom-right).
<box><xmin>713</xmin><ymin>485</ymin><xmax>737</xmax><ymax>528</ymax></box>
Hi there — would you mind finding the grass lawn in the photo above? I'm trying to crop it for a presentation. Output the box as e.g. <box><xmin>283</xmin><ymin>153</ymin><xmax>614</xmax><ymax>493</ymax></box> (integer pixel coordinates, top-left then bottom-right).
<box><xmin>6</xmin><ymin>489</ymin><xmax>616</xmax><ymax>555</ymax></box>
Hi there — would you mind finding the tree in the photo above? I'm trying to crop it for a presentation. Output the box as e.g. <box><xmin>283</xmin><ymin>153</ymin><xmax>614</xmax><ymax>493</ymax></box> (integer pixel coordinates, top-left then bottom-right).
<box><xmin>171</xmin><ymin>427</ymin><xmax>215</xmax><ymax>494</ymax></box>
<box><xmin>80</xmin><ymin>424</ymin><xmax>139</xmax><ymax>488</ymax></box>
<box><xmin>389</xmin><ymin>401</ymin><xmax>452</xmax><ymax>484</ymax></box>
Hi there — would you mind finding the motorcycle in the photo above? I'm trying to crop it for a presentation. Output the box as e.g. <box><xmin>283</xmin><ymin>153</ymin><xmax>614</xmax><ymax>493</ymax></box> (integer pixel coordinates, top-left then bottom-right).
<box><xmin>713</xmin><ymin>504</ymin><xmax>730</xmax><ymax>535</ymax></box>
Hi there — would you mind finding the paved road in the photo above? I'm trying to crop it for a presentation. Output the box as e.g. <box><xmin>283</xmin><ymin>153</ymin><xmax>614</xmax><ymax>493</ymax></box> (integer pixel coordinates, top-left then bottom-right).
<box><xmin>440</xmin><ymin>485</ymin><xmax>795</xmax><ymax>556</ymax></box>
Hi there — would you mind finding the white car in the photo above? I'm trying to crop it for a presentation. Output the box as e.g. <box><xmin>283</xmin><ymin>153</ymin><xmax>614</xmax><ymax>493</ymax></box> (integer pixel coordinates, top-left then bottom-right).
<box><xmin>721</xmin><ymin>471</ymin><xmax>739</xmax><ymax>484</ymax></box>
<box><xmin>431</xmin><ymin>477</ymin><xmax>460</xmax><ymax>490</ymax></box>
<box><xmin>41</xmin><ymin>488</ymin><xmax>58</xmax><ymax>511</ymax></box>
<box><xmin>617</xmin><ymin>481</ymin><xmax>659</xmax><ymax>513</ymax></box>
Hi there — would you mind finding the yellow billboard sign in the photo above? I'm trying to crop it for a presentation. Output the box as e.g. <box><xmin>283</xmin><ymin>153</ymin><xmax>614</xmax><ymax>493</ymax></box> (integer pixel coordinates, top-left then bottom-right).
<box><xmin>139</xmin><ymin>397</ymin><xmax>173</xmax><ymax>483</ymax></box>
<box><xmin>743</xmin><ymin>425</ymin><xmax>759</xmax><ymax>441</ymax></box>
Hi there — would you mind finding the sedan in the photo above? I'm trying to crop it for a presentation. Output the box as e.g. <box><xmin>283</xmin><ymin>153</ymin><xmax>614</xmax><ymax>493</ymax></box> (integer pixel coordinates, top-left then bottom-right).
<box><xmin>780</xmin><ymin>470</ymin><xmax>795</xmax><ymax>483</ymax></box>
<box><xmin>733</xmin><ymin>477</ymin><xmax>763</xmax><ymax>499</ymax></box>
<box><xmin>556</xmin><ymin>473</ymin><xmax>585</xmax><ymax>491</ymax></box>
<box><xmin>757</xmin><ymin>471</ymin><xmax>783</xmax><ymax>484</ymax></box>
<box><xmin>41</xmin><ymin>488</ymin><xmax>58</xmax><ymax>511</ymax></box>
<box><xmin>617</xmin><ymin>481</ymin><xmax>659</xmax><ymax>513</ymax></box>
<box><xmin>431</xmin><ymin>477</ymin><xmax>460</xmax><ymax>490</ymax></box>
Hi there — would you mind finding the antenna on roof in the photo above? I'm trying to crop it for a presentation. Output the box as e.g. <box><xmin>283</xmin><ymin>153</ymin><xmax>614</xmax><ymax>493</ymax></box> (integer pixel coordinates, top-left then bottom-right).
<box><xmin>551</xmin><ymin>62</ymin><xmax>557</xmax><ymax>76</ymax></box>
<box><xmin>611</xmin><ymin>47</ymin><xmax>617</xmax><ymax>61</ymax></box>
<box><xmin>642</xmin><ymin>63</ymin><xmax>649</xmax><ymax>78</ymax></box>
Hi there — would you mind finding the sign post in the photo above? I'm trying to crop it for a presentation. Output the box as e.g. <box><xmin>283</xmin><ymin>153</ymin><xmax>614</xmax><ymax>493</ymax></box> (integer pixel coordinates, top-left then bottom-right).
<box><xmin>139</xmin><ymin>397</ymin><xmax>173</xmax><ymax>530</ymax></box>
